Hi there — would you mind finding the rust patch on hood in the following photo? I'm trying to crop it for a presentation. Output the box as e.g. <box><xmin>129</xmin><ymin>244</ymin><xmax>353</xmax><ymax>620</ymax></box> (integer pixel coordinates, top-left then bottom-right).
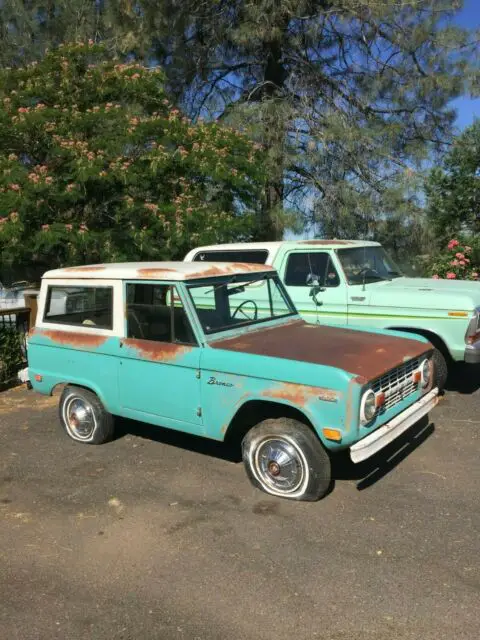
<box><xmin>263</xmin><ymin>383</ymin><xmax>338</xmax><ymax>406</ymax></box>
<box><xmin>122</xmin><ymin>338</ymin><xmax>192</xmax><ymax>361</ymax></box>
<box><xmin>301</xmin><ymin>240</ymin><xmax>355</xmax><ymax>246</ymax></box>
<box><xmin>212</xmin><ymin>321</ymin><xmax>431</xmax><ymax>381</ymax></box>
<box><xmin>63</xmin><ymin>265</ymin><xmax>106</xmax><ymax>273</ymax></box>
<box><xmin>32</xmin><ymin>328</ymin><xmax>108</xmax><ymax>348</ymax></box>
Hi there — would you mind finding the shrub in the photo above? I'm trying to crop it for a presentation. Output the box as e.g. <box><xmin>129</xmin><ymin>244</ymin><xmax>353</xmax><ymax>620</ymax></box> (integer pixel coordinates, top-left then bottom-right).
<box><xmin>428</xmin><ymin>239</ymin><xmax>479</xmax><ymax>281</ymax></box>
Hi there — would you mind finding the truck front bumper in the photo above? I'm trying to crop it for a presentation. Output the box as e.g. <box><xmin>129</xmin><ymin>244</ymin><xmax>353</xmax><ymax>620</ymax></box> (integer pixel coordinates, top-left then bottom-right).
<box><xmin>465</xmin><ymin>339</ymin><xmax>480</xmax><ymax>364</ymax></box>
<box><xmin>350</xmin><ymin>388</ymin><xmax>439</xmax><ymax>464</ymax></box>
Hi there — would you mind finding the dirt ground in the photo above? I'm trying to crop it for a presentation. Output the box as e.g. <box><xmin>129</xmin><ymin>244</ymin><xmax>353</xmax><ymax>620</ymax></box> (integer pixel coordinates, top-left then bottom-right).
<box><xmin>0</xmin><ymin>375</ymin><xmax>479</xmax><ymax>640</ymax></box>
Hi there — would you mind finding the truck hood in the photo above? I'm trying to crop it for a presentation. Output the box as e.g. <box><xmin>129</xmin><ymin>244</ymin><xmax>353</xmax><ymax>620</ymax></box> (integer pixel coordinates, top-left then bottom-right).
<box><xmin>210</xmin><ymin>320</ymin><xmax>430</xmax><ymax>382</ymax></box>
<box><xmin>366</xmin><ymin>277</ymin><xmax>480</xmax><ymax>311</ymax></box>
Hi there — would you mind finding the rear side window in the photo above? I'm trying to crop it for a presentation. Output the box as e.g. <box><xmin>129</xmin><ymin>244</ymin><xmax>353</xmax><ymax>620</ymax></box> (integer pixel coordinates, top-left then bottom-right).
<box><xmin>192</xmin><ymin>250</ymin><xmax>268</xmax><ymax>264</ymax></box>
<box><xmin>43</xmin><ymin>286</ymin><xmax>113</xmax><ymax>329</ymax></box>
<box><xmin>285</xmin><ymin>252</ymin><xmax>340</xmax><ymax>287</ymax></box>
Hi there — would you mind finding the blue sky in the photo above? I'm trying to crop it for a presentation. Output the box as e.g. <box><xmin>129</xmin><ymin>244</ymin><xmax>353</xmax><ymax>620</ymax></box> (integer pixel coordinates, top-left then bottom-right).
<box><xmin>451</xmin><ymin>0</ymin><xmax>479</xmax><ymax>130</ymax></box>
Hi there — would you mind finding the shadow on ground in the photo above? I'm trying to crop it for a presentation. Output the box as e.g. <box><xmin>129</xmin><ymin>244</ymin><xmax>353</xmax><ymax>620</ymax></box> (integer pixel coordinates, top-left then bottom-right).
<box><xmin>330</xmin><ymin>416</ymin><xmax>434</xmax><ymax>491</ymax></box>
<box><xmin>116</xmin><ymin>414</ymin><xmax>435</xmax><ymax>497</ymax></box>
<box><xmin>446</xmin><ymin>363</ymin><xmax>480</xmax><ymax>394</ymax></box>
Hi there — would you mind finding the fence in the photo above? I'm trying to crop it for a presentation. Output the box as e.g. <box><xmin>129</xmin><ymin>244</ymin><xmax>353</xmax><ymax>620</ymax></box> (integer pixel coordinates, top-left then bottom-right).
<box><xmin>0</xmin><ymin>305</ymin><xmax>34</xmax><ymax>387</ymax></box>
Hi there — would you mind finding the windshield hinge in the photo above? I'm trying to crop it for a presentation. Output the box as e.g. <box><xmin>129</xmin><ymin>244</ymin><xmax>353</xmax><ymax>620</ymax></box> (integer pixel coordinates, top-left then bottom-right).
<box><xmin>196</xmin><ymin>370</ymin><xmax>201</xmax><ymax>379</ymax></box>
<box><xmin>196</xmin><ymin>406</ymin><xmax>202</xmax><ymax>417</ymax></box>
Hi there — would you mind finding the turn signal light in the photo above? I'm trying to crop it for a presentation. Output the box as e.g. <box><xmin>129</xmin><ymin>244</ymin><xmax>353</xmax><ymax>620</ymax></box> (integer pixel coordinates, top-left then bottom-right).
<box><xmin>322</xmin><ymin>428</ymin><xmax>342</xmax><ymax>442</ymax></box>
<box><xmin>413</xmin><ymin>371</ymin><xmax>421</xmax><ymax>384</ymax></box>
<box><xmin>34</xmin><ymin>374</ymin><xmax>42</xmax><ymax>382</ymax></box>
<box><xmin>375</xmin><ymin>392</ymin><xmax>386</xmax><ymax>408</ymax></box>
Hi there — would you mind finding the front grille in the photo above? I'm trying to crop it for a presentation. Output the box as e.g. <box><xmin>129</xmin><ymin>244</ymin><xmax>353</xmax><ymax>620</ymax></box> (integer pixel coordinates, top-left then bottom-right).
<box><xmin>372</xmin><ymin>358</ymin><xmax>420</xmax><ymax>415</ymax></box>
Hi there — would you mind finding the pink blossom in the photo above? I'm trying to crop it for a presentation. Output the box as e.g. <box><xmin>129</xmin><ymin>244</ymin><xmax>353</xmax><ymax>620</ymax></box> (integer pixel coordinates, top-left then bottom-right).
<box><xmin>432</xmin><ymin>274</ymin><xmax>440</xmax><ymax>279</ymax></box>
<box><xmin>459</xmin><ymin>260</ymin><xmax>466</xmax><ymax>266</ymax></box>
<box><xmin>9</xmin><ymin>183</ymin><xmax>20</xmax><ymax>191</ymax></box>
<box><xmin>464</xmin><ymin>258</ymin><xmax>470</xmax><ymax>263</ymax></box>
<box><xmin>455</xmin><ymin>252</ymin><xmax>464</xmax><ymax>260</ymax></box>
<box><xmin>65</xmin><ymin>224</ymin><xmax>73</xmax><ymax>231</ymax></box>
<box><xmin>472</xmin><ymin>272</ymin><xmax>478</xmax><ymax>279</ymax></box>
<box><xmin>447</xmin><ymin>239</ymin><xmax>459</xmax><ymax>250</ymax></box>
<box><xmin>41</xmin><ymin>224</ymin><xmax>50</xmax><ymax>232</ymax></box>
<box><xmin>0</xmin><ymin>217</ymin><xmax>7</xmax><ymax>225</ymax></box>
<box><xmin>45</xmin><ymin>176</ymin><xmax>53</xmax><ymax>184</ymax></box>
<box><xmin>446</xmin><ymin>272</ymin><xmax>456</xmax><ymax>279</ymax></box>
<box><xmin>450</xmin><ymin>259</ymin><xmax>459</xmax><ymax>266</ymax></box>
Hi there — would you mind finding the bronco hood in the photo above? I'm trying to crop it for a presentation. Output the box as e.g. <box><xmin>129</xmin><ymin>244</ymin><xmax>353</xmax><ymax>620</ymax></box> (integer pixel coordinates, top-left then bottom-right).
<box><xmin>211</xmin><ymin>320</ymin><xmax>430</xmax><ymax>381</ymax></box>
<box><xmin>367</xmin><ymin>277</ymin><xmax>479</xmax><ymax>311</ymax></box>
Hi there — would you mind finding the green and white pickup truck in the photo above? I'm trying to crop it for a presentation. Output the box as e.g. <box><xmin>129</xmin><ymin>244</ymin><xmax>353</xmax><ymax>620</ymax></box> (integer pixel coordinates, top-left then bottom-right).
<box><xmin>185</xmin><ymin>240</ymin><xmax>480</xmax><ymax>389</ymax></box>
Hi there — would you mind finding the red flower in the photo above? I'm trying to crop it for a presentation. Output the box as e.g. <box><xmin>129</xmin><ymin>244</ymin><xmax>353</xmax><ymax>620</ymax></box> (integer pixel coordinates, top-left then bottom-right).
<box><xmin>446</xmin><ymin>272</ymin><xmax>456</xmax><ymax>279</ymax></box>
<box><xmin>447</xmin><ymin>239</ymin><xmax>459</xmax><ymax>250</ymax></box>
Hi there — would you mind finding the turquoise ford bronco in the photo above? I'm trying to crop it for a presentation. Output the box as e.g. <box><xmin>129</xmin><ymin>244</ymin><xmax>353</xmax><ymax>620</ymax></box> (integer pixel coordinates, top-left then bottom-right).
<box><xmin>185</xmin><ymin>241</ymin><xmax>480</xmax><ymax>389</ymax></box>
<box><xmin>28</xmin><ymin>261</ymin><xmax>438</xmax><ymax>501</ymax></box>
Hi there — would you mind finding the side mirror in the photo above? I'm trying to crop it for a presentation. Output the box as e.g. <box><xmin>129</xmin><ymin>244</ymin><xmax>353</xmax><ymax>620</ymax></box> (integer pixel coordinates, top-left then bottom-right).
<box><xmin>309</xmin><ymin>284</ymin><xmax>325</xmax><ymax>305</ymax></box>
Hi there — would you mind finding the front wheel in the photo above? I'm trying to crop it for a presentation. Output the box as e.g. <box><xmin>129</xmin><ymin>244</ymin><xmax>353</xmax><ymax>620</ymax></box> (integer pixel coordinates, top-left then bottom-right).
<box><xmin>242</xmin><ymin>418</ymin><xmax>331</xmax><ymax>501</ymax></box>
<box><xmin>432</xmin><ymin>348</ymin><xmax>448</xmax><ymax>391</ymax></box>
<box><xmin>59</xmin><ymin>385</ymin><xmax>114</xmax><ymax>444</ymax></box>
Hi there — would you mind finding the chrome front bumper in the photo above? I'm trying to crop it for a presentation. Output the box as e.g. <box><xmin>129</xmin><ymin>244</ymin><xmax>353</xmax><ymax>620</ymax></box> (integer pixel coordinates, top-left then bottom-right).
<box><xmin>465</xmin><ymin>339</ymin><xmax>480</xmax><ymax>364</ymax></box>
<box><xmin>350</xmin><ymin>388</ymin><xmax>439</xmax><ymax>464</ymax></box>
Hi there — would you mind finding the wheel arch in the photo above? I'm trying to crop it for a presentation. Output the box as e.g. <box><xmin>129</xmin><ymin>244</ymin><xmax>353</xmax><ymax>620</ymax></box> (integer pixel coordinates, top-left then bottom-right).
<box><xmin>223</xmin><ymin>399</ymin><xmax>318</xmax><ymax>450</ymax></box>
<box><xmin>386</xmin><ymin>327</ymin><xmax>451</xmax><ymax>360</ymax></box>
<box><xmin>52</xmin><ymin>381</ymin><xmax>112</xmax><ymax>411</ymax></box>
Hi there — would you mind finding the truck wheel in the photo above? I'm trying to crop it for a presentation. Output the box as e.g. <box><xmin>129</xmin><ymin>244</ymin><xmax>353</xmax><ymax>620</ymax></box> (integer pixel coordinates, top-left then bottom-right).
<box><xmin>432</xmin><ymin>348</ymin><xmax>448</xmax><ymax>391</ymax></box>
<box><xmin>242</xmin><ymin>418</ymin><xmax>331</xmax><ymax>501</ymax></box>
<box><xmin>59</xmin><ymin>385</ymin><xmax>114</xmax><ymax>444</ymax></box>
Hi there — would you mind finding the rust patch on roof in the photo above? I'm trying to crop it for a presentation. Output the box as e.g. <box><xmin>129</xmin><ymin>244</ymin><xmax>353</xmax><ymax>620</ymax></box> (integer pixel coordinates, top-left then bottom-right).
<box><xmin>185</xmin><ymin>262</ymin><xmax>274</xmax><ymax>279</ymax></box>
<box><xmin>212</xmin><ymin>321</ymin><xmax>431</xmax><ymax>381</ymax></box>
<box><xmin>122</xmin><ymin>338</ymin><xmax>192</xmax><ymax>361</ymax></box>
<box><xmin>63</xmin><ymin>265</ymin><xmax>106</xmax><ymax>272</ymax></box>
<box><xmin>300</xmin><ymin>239</ymin><xmax>355</xmax><ymax>246</ymax></box>
<box><xmin>32</xmin><ymin>328</ymin><xmax>108</xmax><ymax>348</ymax></box>
<box><xmin>262</xmin><ymin>383</ymin><xmax>338</xmax><ymax>406</ymax></box>
<box><xmin>137</xmin><ymin>268</ymin><xmax>180</xmax><ymax>278</ymax></box>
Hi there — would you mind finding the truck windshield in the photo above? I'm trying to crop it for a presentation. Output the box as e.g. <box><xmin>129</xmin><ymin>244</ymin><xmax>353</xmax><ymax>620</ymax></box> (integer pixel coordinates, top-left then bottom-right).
<box><xmin>187</xmin><ymin>273</ymin><xmax>297</xmax><ymax>335</ymax></box>
<box><xmin>337</xmin><ymin>246</ymin><xmax>403</xmax><ymax>285</ymax></box>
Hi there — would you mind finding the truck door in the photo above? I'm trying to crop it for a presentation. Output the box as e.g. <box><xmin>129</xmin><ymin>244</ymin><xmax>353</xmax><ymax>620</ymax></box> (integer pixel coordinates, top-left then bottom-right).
<box><xmin>278</xmin><ymin>250</ymin><xmax>348</xmax><ymax>326</ymax></box>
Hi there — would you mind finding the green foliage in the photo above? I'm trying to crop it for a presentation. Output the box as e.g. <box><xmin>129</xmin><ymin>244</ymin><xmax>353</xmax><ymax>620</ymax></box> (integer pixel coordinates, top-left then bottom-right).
<box><xmin>1</xmin><ymin>2</ymin><xmax>476</xmax><ymax>242</ymax></box>
<box><xmin>426</xmin><ymin>121</ymin><xmax>480</xmax><ymax>244</ymax></box>
<box><xmin>0</xmin><ymin>43</ymin><xmax>265</xmax><ymax>268</ymax></box>
<box><xmin>0</xmin><ymin>325</ymin><xmax>24</xmax><ymax>383</ymax></box>
<box><xmin>157</xmin><ymin>0</ymin><xmax>477</xmax><ymax>238</ymax></box>
<box><xmin>427</xmin><ymin>238</ymin><xmax>479</xmax><ymax>281</ymax></box>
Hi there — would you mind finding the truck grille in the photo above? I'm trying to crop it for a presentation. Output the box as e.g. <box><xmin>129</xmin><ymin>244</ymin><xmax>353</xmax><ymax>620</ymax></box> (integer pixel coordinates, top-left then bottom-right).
<box><xmin>372</xmin><ymin>358</ymin><xmax>420</xmax><ymax>414</ymax></box>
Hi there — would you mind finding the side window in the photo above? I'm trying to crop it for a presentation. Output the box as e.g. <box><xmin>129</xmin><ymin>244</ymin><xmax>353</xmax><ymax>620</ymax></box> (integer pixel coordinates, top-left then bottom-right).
<box><xmin>193</xmin><ymin>250</ymin><xmax>268</xmax><ymax>264</ymax></box>
<box><xmin>125</xmin><ymin>283</ymin><xmax>196</xmax><ymax>345</ymax></box>
<box><xmin>43</xmin><ymin>286</ymin><xmax>113</xmax><ymax>329</ymax></box>
<box><xmin>285</xmin><ymin>252</ymin><xmax>340</xmax><ymax>288</ymax></box>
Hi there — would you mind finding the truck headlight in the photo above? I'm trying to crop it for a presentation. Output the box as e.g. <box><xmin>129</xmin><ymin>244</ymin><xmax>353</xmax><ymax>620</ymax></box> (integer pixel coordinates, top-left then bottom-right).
<box><xmin>360</xmin><ymin>389</ymin><xmax>376</xmax><ymax>425</ymax></box>
<box><xmin>421</xmin><ymin>359</ymin><xmax>431</xmax><ymax>388</ymax></box>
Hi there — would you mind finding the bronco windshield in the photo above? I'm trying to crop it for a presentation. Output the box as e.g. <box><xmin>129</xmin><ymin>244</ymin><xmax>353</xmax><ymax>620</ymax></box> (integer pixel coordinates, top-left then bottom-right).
<box><xmin>337</xmin><ymin>246</ymin><xmax>403</xmax><ymax>285</ymax></box>
<box><xmin>187</xmin><ymin>272</ymin><xmax>297</xmax><ymax>335</ymax></box>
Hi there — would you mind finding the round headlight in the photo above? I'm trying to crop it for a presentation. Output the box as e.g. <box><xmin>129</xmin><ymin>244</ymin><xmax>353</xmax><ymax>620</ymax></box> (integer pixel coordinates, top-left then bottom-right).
<box><xmin>421</xmin><ymin>359</ymin><xmax>431</xmax><ymax>388</ymax></box>
<box><xmin>360</xmin><ymin>389</ymin><xmax>376</xmax><ymax>424</ymax></box>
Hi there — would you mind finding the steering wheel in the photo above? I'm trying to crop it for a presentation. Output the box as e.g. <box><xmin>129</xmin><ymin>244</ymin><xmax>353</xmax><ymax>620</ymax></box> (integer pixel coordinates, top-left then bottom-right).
<box><xmin>357</xmin><ymin>267</ymin><xmax>379</xmax><ymax>278</ymax></box>
<box><xmin>232</xmin><ymin>299</ymin><xmax>258</xmax><ymax>321</ymax></box>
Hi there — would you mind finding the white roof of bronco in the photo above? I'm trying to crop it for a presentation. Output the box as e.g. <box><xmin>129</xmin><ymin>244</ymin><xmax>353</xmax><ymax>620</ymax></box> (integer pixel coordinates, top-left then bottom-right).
<box><xmin>43</xmin><ymin>261</ymin><xmax>275</xmax><ymax>281</ymax></box>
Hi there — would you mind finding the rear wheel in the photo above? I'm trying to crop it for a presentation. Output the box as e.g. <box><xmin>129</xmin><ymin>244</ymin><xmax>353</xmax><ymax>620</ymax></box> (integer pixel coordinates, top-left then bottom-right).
<box><xmin>59</xmin><ymin>385</ymin><xmax>114</xmax><ymax>444</ymax></box>
<box><xmin>242</xmin><ymin>418</ymin><xmax>331</xmax><ymax>501</ymax></box>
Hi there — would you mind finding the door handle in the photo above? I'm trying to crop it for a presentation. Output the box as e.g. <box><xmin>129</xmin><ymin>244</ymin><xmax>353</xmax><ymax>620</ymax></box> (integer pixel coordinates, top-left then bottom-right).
<box><xmin>350</xmin><ymin>296</ymin><xmax>365</xmax><ymax>302</ymax></box>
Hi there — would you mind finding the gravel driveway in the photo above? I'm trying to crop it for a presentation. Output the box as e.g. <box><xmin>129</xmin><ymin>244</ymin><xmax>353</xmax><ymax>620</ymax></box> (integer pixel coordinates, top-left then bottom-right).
<box><xmin>1</xmin><ymin>374</ymin><xmax>479</xmax><ymax>640</ymax></box>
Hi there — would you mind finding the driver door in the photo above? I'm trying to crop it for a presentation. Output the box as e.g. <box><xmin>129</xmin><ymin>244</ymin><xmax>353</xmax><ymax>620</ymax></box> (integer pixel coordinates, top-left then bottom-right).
<box><xmin>279</xmin><ymin>250</ymin><xmax>348</xmax><ymax>326</ymax></box>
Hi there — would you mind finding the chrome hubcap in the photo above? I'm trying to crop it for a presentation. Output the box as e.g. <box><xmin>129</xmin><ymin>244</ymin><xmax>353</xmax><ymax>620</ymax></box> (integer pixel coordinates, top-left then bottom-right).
<box><xmin>65</xmin><ymin>397</ymin><xmax>96</xmax><ymax>440</ymax></box>
<box><xmin>255</xmin><ymin>438</ymin><xmax>305</xmax><ymax>494</ymax></box>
